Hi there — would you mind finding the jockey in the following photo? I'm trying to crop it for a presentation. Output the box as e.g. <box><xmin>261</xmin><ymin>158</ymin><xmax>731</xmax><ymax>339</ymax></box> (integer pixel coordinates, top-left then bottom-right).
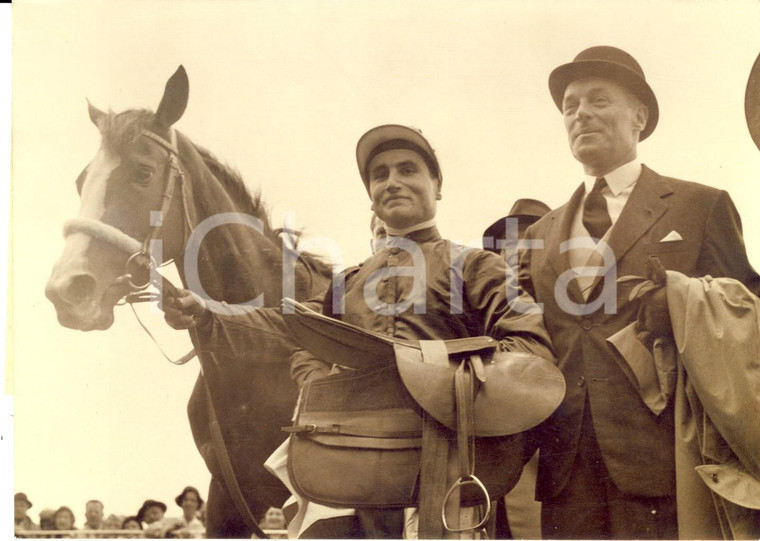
<box><xmin>164</xmin><ymin>124</ymin><xmax>555</xmax><ymax>538</ymax></box>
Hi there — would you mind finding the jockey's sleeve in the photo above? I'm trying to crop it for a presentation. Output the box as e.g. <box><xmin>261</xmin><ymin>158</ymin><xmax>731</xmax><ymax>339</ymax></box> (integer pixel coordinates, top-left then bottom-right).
<box><xmin>290</xmin><ymin>347</ymin><xmax>332</xmax><ymax>389</ymax></box>
<box><xmin>464</xmin><ymin>249</ymin><xmax>555</xmax><ymax>363</ymax></box>
<box><xmin>193</xmin><ymin>301</ymin><xmax>322</xmax><ymax>362</ymax></box>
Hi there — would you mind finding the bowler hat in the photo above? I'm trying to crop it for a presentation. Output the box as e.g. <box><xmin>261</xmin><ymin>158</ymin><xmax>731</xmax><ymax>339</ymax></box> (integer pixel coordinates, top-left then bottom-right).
<box><xmin>746</xmin><ymin>51</ymin><xmax>760</xmax><ymax>152</ymax></box>
<box><xmin>15</xmin><ymin>492</ymin><xmax>32</xmax><ymax>509</ymax></box>
<box><xmin>549</xmin><ymin>46</ymin><xmax>659</xmax><ymax>140</ymax></box>
<box><xmin>175</xmin><ymin>486</ymin><xmax>204</xmax><ymax>507</ymax></box>
<box><xmin>482</xmin><ymin>199</ymin><xmax>551</xmax><ymax>251</ymax></box>
<box><xmin>356</xmin><ymin>124</ymin><xmax>441</xmax><ymax>192</ymax></box>
<box><xmin>136</xmin><ymin>499</ymin><xmax>167</xmax><ymax>522</ymax></box>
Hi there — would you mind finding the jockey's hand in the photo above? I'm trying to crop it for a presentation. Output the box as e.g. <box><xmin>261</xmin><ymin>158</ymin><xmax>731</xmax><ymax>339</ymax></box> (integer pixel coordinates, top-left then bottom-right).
<box><xmin>162</xmin><ymin>287</ymin><xmax>208</xmax><ymax>329</ymax></box>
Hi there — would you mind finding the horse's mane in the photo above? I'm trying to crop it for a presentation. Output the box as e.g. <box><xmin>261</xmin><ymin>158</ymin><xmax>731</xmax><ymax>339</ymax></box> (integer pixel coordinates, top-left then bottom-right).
<box><xmin>96</xmin><ymin>108</ymin><xmax>332</xmax><ymax>276</ymax></box>
<box><xmin>193</xmin><ymin>144</ymin><xmax>273</xmax><ymax>232</ymax></box>
<box><xmin>197</xmin><ymin>146</ymin><xmax>335</xmax><ymax>279</ymax></box>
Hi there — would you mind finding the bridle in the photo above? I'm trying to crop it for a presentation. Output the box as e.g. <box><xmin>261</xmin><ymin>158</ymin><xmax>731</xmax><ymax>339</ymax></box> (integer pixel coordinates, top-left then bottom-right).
<box><xmin>122</xmin><ymin>129</ymin><xmax>185</xmax><ymax>294</ymax></box>
<box><xmin>63</xmin><ymin>128</ymin><xmax>195</xmax><ymax>364</ymax></box>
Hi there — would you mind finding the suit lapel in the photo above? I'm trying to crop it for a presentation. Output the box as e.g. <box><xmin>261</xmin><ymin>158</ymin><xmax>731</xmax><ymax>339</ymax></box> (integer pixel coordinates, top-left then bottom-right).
<box><xmin>606</xmin><ymin>165</ymin><xmax>671</xmax><ymax>262</ymax></box>
<box><xmin>587</xmin><ymin>165</ymin><xmax>672</xmax><ymax>293</ymax></box>
<box><xmin>546</xmin><ymin>182</ymin><xmax>587</xmax><ymax>305</ymax></box>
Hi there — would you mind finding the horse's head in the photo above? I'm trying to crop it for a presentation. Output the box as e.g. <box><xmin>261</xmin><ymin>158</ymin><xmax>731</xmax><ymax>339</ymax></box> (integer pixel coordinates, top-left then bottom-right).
<box><xmin>45</xmin><ymin>67</ymin><xmax>189</xmax><ymax>330</ymax></box>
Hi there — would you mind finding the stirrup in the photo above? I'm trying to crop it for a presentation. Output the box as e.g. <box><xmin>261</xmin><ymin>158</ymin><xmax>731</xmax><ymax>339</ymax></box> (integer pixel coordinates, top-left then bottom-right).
<box><xmin>441</xmin><ymin>474</ymin><xmax>491</xmax><ymax>533</ymax></box>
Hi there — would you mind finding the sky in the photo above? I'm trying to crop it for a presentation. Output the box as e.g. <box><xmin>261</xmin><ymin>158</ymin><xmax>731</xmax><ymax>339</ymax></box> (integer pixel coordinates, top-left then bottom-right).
<box><xmin>7</xmin><ymin>0</ymin><xmax>760</xmax><ymax>533</ymax></box>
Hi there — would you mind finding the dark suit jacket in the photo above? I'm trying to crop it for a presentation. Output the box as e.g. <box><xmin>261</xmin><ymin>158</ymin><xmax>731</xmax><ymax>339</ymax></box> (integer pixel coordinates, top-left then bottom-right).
<box><xmin>520</xmin><ymin>164</ymin><xmax>760</xmax><ymax>500</ymax></box>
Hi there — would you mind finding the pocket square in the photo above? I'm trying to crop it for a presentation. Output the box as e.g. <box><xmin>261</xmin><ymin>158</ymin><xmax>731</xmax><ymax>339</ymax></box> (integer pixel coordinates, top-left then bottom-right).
<box><xmin>659</xmin><ymin>230</ymin><xmax>683</xmax><ymax>242</ymax></box>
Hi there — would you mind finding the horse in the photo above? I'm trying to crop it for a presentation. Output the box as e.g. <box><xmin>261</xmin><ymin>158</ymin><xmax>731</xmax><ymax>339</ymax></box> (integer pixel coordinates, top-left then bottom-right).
<box><xmin>45</xmin><ymin>66</ymin><xmax>333</xmax><ymax>538</ymax></box>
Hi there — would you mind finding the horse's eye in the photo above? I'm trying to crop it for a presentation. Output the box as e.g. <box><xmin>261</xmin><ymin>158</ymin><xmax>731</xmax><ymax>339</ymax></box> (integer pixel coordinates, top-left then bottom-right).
<box><xmin>136</xmin><ymin>165</ymin><xmax>154</xmax><ymax>184</ymax></box>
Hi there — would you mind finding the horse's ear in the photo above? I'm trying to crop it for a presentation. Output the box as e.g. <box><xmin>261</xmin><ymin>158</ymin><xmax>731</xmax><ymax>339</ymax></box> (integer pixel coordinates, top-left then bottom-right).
<box><xmin>87</xmin><ymin>99</ymin><xmax>106</xmax><ymax>126</ymax></box>
<box><xmin>155</xmin><ymin>65</ymin><xmax>189</xmax><ymax>128</ymax></box>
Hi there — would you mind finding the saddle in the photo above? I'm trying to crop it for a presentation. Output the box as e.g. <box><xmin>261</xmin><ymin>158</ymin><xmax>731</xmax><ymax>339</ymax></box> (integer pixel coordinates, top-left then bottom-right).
<box><xmin>281</xmin><ymin>299</ymin><xmax>565</xmax><ymax>537</ymax></box>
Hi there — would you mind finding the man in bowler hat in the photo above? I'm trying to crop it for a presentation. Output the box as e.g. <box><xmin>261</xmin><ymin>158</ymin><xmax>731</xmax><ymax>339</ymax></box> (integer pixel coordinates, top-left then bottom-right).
<box><xmin>483</xmin><ymin>198</ymin><xmax>551</xmax><ymax>269</ymax></box>
<box><xmin>14</xmin><ymin>492</ymin><xmax>39</xmax><ymax>532</ymax></box>
<box><xmin>136</xmin><ymin>499</ymin><xmax>168</xmax><ymax>528</ymax></box>
<box><xmin>519</xmin><ymin>46</ymin><xmax>759</xmax><ymax>538</ymax></box>
<box><xmin>483</xmin><ymin>199</ymin><xmax>552</xmax><ymax>254</ymax></box>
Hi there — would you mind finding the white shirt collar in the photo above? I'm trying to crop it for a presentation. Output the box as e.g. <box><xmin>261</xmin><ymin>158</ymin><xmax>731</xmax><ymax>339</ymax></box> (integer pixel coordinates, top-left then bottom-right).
<box><xmin>583</xmin><ymin>159</ymin><xmax>642</xmax><ymax>196</ymax></box>
<box><xmin>385</xmin><ymin>218</ymin><xmax>437</xmax><ymax>237</ymax></box>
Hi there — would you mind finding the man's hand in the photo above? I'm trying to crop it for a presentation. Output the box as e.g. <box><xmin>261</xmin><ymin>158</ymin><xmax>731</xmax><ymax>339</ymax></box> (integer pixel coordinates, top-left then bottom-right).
<box><xmin>638</xmin><ymin>287</ymin><xmax>670</xmax><ymax>336</ymax></box>
<box><xmin>636</xmin><ymin>256</ymin><xmax>671</xmax><ymax>343</ymax></box>
<box><xmin>162</xmin><ymin>288</ymin><xmax>208</xmax><ymax>329</ymax></box>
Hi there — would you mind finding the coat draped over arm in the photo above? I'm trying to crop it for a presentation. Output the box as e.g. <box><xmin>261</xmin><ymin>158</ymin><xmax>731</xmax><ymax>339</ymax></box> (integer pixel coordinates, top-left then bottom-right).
<box><xmin>609</xmin><ymin>271</ymin><xmax>760</xmax><ymax>539</ymax></box>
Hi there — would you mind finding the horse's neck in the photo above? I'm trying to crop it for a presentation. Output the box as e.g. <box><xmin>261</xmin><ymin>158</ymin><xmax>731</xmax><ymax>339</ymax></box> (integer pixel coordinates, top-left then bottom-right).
<box><xmin>181</xmin><ymin>221</ymin><xmax>285</xmax><ymax>307</ymax></box>
<box><xmin>173</xmin><ymin>140</ymin><xmax>286</xmax><ymax>307</ymax></box>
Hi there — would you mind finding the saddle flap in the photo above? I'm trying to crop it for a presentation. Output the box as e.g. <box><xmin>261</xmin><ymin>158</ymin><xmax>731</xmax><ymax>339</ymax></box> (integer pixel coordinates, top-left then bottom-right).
<box><xmin>283</xmin><ymin>298</ymin><xmax>397</xmax><ymax>368</ymax></box>
<box><xmin>282</xmin><ymin>298</ymin><xmax>497</xmax><ymax>369</ymax></box>
<box><xmin>396</xmin><ymin>347</ymin><xmax>566</xmax><ymax>436</ymax></box>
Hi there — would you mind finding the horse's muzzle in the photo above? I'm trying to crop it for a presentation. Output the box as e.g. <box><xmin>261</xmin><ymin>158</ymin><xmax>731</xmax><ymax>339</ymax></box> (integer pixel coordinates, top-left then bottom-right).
<box><xmin>45</xmin><ymin>271</ymin><xmax>115</xmax><ymax>330</ymax></box>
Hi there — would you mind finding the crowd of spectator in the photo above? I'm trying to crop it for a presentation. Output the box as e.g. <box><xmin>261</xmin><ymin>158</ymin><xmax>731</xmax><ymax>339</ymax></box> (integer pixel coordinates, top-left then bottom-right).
<box><xmin>13</xmin><ymin>489</ymin><xmax>286</xmax><ymax>539</ymax></box>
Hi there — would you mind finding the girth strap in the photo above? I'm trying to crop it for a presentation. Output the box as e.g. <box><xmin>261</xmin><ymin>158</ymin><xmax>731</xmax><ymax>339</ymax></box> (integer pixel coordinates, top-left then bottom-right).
<box><xmin>455</xmin><ymin>362</ymin><xmax>475</xmax><ymax>480</ymax></box>
<box><xmin>417</xmin><ymin>340</ymin><xmax>451</xmax><ymax>538</ymax></box>
<box><xmin>419</xmin><ymin>413</ymin><xmax>450</xmax><ymax>539</ymax></box>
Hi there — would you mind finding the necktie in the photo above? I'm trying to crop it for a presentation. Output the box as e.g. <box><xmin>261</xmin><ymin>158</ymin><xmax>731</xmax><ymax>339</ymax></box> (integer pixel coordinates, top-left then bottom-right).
<box><xmin>582</xmin><ymin>177</ymin><xmax>612</xmax><ymax>240</ymax></box>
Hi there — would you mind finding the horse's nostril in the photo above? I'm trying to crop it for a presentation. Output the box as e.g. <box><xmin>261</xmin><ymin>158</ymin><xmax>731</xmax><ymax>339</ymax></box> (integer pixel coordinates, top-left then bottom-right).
<box><xmin>59</xmin><ymin>274</ymin><xmax>97</xmax><ymax>305</ymax></box>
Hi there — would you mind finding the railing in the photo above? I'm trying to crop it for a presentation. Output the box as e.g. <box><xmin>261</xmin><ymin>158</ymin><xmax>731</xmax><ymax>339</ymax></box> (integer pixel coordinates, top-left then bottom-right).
<box><xmin>15</xmin><ymin>529</ymin><xmax>289</xmax><ymax>539</ymax></box>
<box><xmin>16</xmin><ymin>531</ymin><xmax>148</xmax><ymax>538</ymax></box>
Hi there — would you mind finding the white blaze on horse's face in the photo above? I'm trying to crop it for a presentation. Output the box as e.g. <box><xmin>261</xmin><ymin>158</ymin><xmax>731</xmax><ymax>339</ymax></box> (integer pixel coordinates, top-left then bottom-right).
<box><xmin>79</xmin><ymin>146</ymin><xmax>121</xmax><ymax>221</ymax></box>
<box><xmin>45</xmin><ymin>145</ymin><xmax>130</xmax><ymax>331</ymax></box>
<box><xmin>62</xmin><ymin>147</ymin><xmax>123</xmax><ymax>275</ymax></box>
